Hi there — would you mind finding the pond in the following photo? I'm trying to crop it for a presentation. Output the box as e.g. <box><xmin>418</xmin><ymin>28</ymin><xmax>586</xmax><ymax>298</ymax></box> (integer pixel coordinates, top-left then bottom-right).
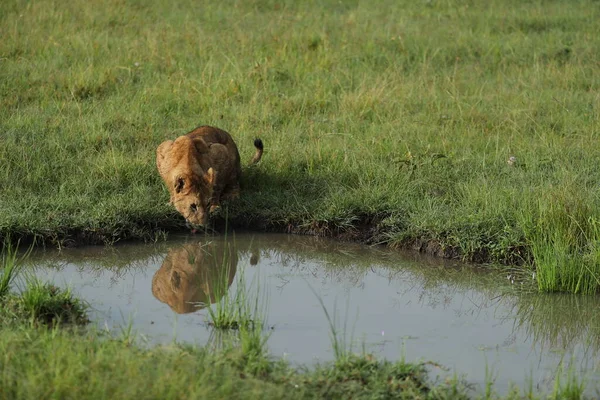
<box><xmin>28</xmin><ymin>233</ymin><xmax>600</xmax><ymax>395</ymax></box>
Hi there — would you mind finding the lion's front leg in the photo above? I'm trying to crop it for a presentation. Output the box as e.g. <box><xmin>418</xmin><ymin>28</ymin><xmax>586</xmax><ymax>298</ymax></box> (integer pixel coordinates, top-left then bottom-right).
<box><xmin>209</xmin><ymin>190</ymin><xmax>221</xmax><ymax>213</ymax></box>
<box><xmin>222</xmin><ymin>182</ymin><xmax>240</xmax><ymax>201</ymax></box>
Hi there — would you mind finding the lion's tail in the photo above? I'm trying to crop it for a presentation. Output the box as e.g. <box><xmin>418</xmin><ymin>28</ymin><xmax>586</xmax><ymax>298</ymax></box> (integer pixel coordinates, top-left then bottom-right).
<box><xmin>249</xmin><ymin>138</ymin><xmax>264</xmax><ymax>165</ymax></box>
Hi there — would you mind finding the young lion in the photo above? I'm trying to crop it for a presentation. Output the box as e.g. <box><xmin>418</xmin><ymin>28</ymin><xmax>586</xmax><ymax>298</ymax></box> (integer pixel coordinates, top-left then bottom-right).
<box><xmin>156</xmin><ymin>125</ymin><xmax>263</xmax><ymax>227</ymax></box>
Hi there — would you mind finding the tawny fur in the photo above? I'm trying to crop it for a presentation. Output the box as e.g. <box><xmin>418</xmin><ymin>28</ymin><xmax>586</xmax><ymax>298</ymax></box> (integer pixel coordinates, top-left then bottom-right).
<box><xmin>151</xmin><ymin>242</ymin><xmax>237</xmax><ymax>314</ymax></box>
<box><xmin>156</xmin><ymin>125</ymin><xmax>263</xmax><ymax>226</ymax></box>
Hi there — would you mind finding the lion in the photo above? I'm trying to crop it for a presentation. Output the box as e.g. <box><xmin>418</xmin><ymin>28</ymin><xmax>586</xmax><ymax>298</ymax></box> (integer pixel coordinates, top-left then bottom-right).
<box><xmin>151</xmin><ymin>241</ymin><xmax>238</xmax><ymax>314</ymax></box>
<box><xmin>156</xmin><ymin>125</ymin><xmax>263</xmax><ymax>227</ymax></box>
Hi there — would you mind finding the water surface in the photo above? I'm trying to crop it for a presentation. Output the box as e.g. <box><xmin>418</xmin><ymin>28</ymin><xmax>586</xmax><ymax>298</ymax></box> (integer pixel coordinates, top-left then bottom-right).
<box><xmin>28</xmin><ymin>233</ymin><xmax>600</xmax><ymax>395</ymax></box>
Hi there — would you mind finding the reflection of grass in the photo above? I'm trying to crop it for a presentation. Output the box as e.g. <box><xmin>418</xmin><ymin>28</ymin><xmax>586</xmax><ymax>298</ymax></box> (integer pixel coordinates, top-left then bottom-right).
<box><xmin>25</xmin><ymin>241</ymin><xmax>171</xmax><ymax>279</ymax></box>
<box><xmin>511</xmin><ymin>293</ymin><xmax>600</xmax><ymax>355</ymax></box>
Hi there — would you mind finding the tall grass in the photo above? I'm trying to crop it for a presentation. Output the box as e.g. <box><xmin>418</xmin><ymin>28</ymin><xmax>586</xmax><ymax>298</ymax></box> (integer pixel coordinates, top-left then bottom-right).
<box><xmin>519</xmin><ymin>187</ymin><xmax>600</xmax><ymax>294</ymax></box>
<box><xmin>503</xmin><ymin>365</ymin><xmax>588</xmax><ymax>400</ymax></box>
<box><xmin>511</xmin><ymin>293</ymin><xmax>600</xmax><ymax>356</ymax></box>
<box><xmin>208</xmin><ymin>271</ymin><xmax>272</xmax><ymax>375</ymax></box>
<box><xmin>205</xmin><ymin>252</ymin><xmax>268</xmax><ymax>332</ymax></box>
<box><xmin>0</xmin><ymin>322</ymin><xmax>592</xmax><ymax>399</ymax></box>
<box><xmin>200</xmin><ymin>236</ymin><xmax>272</xmax><ymax>373</ymax></box>
<box><xmin>551</xmin><ymin>363</ymin><xmax>586</xmax><ymax>400</ymax></box>
<box><xmin>0</xmin><ymin>243</ymin><xmax>24</xmax><ymax>299</ymax></box>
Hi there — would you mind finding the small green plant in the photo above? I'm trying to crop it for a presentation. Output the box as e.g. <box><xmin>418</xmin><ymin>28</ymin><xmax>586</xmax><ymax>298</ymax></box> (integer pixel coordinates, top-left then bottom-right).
<box><xmin>308</xmin><ymin>284</ymin><xmax>356</xmax><ymax>363</ymax></box>
<box><xmin>17</xmin><ymin>278</ymin><xmax>89</xmax><ymax>326</ymax></box>
<box><xmin>303</xmin><ymin>353</ymin><xmax>473</xmax><ymax>400</ymax></box>
<box><xmin>205</xmin><ymin>255</ymin><xmax>244</xmax><ymax>329</ymax></box>
<box><xmin>206</xmin><ymin>249</ymin><xmax>268</xmax><ymax>332</ymax></box>
<box><xmin>0</xmin><ymin>242</ymin><xmax>28</xmax><ymax>299</ymax></box>
<box><xmin>483</xmin><ymin>361</ymin><xmax>498</xmax><ymax>400</ymax></box>
<box><xmin>117</xmin><ymin>312</ymin><xmax>138</xmax><ymax>346</ymax></box>
<box><xmin>202</xmin><ymin>235</ymin><xmax>272</xmax><ymax>374</ymax></box>
<box><xmin>550</xmin><ymin>362</ymin><xmax>586</xmax><ymax>400</ymax></box>
<box><xmin>224</xmin><ymin>319</ymin><xmax>273</xmax><ymax>377</ymax></box>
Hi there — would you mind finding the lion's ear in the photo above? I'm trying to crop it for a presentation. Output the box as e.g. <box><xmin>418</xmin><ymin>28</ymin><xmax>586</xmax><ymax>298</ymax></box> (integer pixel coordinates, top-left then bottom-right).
<box><xmin>193</xmin><ymin>137</ymin><xmax>209</xmax><ymax>154</ymax></box>
<box><xmin>174</xmin><ymin>177</ymin><xmax>185</xmax><ymax>193</ymax></box>
<box><xmin>170</xmin><ymin>271</ymin><xmax>181</xmax><ymax>290</ymax></box>
<box><xmin>203</xmin><ymin>167</ymin><xmax>215</xmax><ymax>187</ymax></box>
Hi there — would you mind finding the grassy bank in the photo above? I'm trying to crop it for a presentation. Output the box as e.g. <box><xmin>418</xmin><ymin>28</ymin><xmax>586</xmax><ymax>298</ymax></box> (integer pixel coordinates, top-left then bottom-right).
<box><xmin>0</xmin><ymin>325</ymin><xmax>462</xmax><ymax>400</ymax></box>
<box><xmin>1</xmin><ymin>324</ymin><xmax>592</xmax><ymax>400</ymax></box>
<box><xmin>1</xmin><ymin>0</ymin><xmax>600</xmax><ymax>292</ymax></box>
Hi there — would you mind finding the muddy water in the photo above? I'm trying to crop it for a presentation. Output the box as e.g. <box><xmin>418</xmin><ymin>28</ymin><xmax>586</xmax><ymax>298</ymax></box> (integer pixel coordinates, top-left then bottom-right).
<box><xmin>28</xmin><ymin>233</ymin><xmax>600</xmax><ymax>395</ymax></box>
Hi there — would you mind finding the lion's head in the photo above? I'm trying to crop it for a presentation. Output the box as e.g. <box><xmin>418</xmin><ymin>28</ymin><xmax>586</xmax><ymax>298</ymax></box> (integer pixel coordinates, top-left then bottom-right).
<box><xmin>156</xmin><ymin>135</ymin><xmax>215</xmax><ymax>227</ymax></box>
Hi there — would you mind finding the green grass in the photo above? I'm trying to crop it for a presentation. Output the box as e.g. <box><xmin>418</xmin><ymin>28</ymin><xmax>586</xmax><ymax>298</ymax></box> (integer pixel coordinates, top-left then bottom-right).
<box><xmin>205</xmin><ymin>266</ymin><xmax>273</xmax><ymax>377</ymax></box>
<box><xmin>2</xmin><ymin>324</ymin><xmax>594</xmax><ymax>400</ymax></box>
<box><xmin>0</xmin><ymin>324</ymin><xmax>474</xmax><ymax>400</ymax></box>
<box><xmin>551</xmin><ymin>365</ymin><xmax>586</xmax><ymax>400</ymax></box>
<box><xmin>205</xmin><ymin>244</ymin><xmax>268</xmax><ymax>331</ymax></box>
<box><xmin>1</xmin><ymin>0</ymin><xmax>600</xmax><ymax>292</ymax></box>
<box><xmin>1</xmin><ymin>278</ymin><xmax>89</xmax><ymax>327</ymax></box>
<box><xmin>519</xmin><ymin>191</ymin><xmax>600</xmax><ymax>294</ymax></box>
<box><xmin>1</xmin><ymin>243</ymin><xmax>89</xmax><ymax>326</ymax></box>
<box><xmin>11</xmin><ymin>278</ymin><xmax>89</xmax><ymax>326</ymax></box>
<box><xmin>0</xmin><ymin>243</ymin><xmax>23</xmax><ymax>299</ymax></box>
<box><xmin>203</xmin><ymin>239</ymin><xmax>272</xmax><ymax>375</ymax></box>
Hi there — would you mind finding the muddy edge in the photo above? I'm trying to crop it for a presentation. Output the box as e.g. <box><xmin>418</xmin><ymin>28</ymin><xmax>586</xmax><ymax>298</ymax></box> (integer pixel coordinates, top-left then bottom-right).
<box><xmin>0</xmin><ymin>214</ymin><xmax>530</xmax><ymax>266</ymax></box>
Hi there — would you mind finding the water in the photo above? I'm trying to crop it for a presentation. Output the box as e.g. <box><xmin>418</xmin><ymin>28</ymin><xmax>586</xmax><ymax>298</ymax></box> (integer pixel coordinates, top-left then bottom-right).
<box><xmin>27</xmin><ymin>233</ymin><xmax>600</xmax><ymax>395</ymax></box>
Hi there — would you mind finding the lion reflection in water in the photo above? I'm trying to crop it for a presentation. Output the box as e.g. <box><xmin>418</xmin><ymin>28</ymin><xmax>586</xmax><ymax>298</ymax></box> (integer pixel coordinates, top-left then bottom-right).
<box><xmin>151</xmin><ymin>241</ymin><xmax>238</xmax><ymax>314</ymax></box>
